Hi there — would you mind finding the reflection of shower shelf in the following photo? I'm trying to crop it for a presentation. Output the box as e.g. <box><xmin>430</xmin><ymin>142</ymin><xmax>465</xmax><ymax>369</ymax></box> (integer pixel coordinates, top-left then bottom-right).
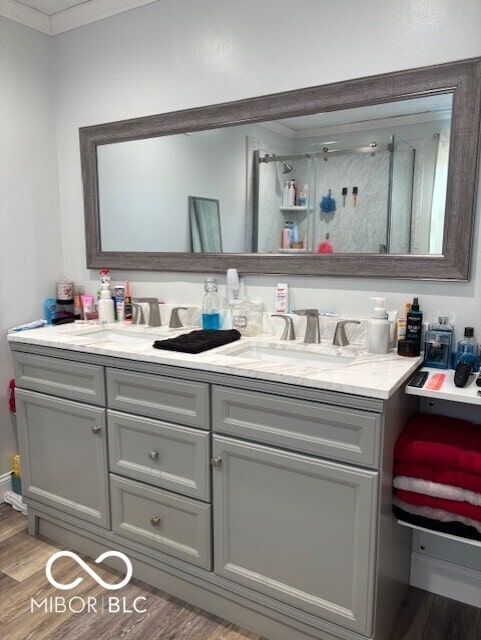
<box><xmin>278</xmin><ymin>247</ymin><xmax>310</xmax><ymax>253</ymax></box>
<box><xmin>280</xmin><ymin>206</ymin><xmax>312</xmax><ymax>211</ymax></box>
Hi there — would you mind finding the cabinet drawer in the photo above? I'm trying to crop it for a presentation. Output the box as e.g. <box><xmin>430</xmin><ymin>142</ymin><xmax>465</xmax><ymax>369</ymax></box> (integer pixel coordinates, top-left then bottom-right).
<box><xmin>110</xmin><ymin>475</ymin><xmax>211</xmax><ymax>569</ymax></box>
<box><xmin>108</xmin><ymin>410</ymin><xmax>210</xmax><ymax>500</ymax></box>
<box><xmin>107</xmin><ymin>369</ymin><xmax>209</xmax><ymax>429</ymax></box>
<box><xmin>212</xmin><ymin>386</ymin><xmax>381</xmax><ymax>468</ymax></box>
<box><xmin>13</xmin><ymin>353</ymin><xmax>104</xmax><ymax>406</ymax></box>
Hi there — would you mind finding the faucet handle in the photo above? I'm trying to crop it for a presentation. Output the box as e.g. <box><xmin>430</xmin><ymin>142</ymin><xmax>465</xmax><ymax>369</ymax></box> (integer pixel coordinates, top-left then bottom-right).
<box><xmin>169</xmin><ymin>307</ymin><xmax>188</xmax><ymax>329</ymax></box>
<box><xmin>333</xmin><ymin>320</ymin><xmax>361</xmax><ymax>346</ymax></box>
<box><xmin>271</xmin><ymin>314</ymin><xmax>296</xmax><ymax>341</ymax></box>
<box><xmin>133</xmin><ymin>297</ymin><xmax>161</xmax><ymax>327</ymax></box>
<box><xmin>131</xmin><ymin>302</ymin><xmax>145</xmax><ymax>325</ymax></box>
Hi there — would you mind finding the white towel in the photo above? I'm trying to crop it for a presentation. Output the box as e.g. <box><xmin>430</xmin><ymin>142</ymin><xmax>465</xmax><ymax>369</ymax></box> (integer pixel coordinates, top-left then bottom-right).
<box><xmin>393</xmin><ymin>496</ymin><xmax>481</xmax><ymax>535</ymax></box>
<box><xmin>393</xmin><ymin>475</ymin><xmax>481</xmax><ymax>507</ymax></box>
<box><xmin>4</xmin><ymin>491</ymin><xmax>27</xmax><ymax>515</ymax></box>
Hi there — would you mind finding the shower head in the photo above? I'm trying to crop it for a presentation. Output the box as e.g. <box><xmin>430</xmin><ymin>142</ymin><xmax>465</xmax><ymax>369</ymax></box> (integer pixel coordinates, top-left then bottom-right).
<box><xmin>282</xmin><ymin>161</ymin><xmax>293</xmax><ymax>174</ymax></box>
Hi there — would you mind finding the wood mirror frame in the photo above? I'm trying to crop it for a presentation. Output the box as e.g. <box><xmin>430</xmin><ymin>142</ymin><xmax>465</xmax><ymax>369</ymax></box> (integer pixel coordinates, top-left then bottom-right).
<box><xmin>80</xmin><ymin>57</ymin><xmax>481</xmax><ymax>280</ymax></box>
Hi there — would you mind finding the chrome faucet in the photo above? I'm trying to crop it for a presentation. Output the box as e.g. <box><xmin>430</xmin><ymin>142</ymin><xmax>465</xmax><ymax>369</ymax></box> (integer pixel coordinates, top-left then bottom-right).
<box><xmin>169</xmin><ymin>306</ymin><xmax>187</xmax><ymax>328</ymax></box>
<box><xmin>333</xmin><ymin>320</ymin><xmax>361</xmax><ymax>346</ymax></box>
<box><xmin>132</xmin><ymin>298</ymin><xmax>161</xmax><ymax>327</ymax></box>
<box><xmin>131</xmin><ymin>302</ymin><xmax>145</xmax><ymax>325</ymax></box>
<box><xmin>293</xmin><ymin>309</ymin><xmax>320</xmax><ymax>343</ymax></box>
<box><xmin>271</xmin><ymin>314</ymin><xmax>296</xmax><ymax>341</ymax></box>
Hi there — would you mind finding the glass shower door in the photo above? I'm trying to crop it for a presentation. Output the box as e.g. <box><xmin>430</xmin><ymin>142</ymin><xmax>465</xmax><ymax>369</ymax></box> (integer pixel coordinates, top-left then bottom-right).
<box><xmin>387</xmin><ymin>135</ymin><xmax>415</xmax><ymax>254</ymax></box>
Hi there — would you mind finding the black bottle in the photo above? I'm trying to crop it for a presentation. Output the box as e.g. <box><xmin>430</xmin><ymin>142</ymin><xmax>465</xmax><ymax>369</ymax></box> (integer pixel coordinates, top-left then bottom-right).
<box><xmin>398</xmin><ymin>297</ymin><xmax>423</xmax><ymax>357</ymax></box>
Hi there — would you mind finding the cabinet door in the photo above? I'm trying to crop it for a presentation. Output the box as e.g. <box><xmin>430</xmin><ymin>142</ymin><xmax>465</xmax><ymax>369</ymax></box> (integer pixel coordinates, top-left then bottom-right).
<box><xmin>16</xmin><ymin>389</ymin><xmax>110</xmax><ymax>528</ymax></box>
<box><xmin>212</xmin><ymin>435</ymin><xmax>378</xmax><ymax>635</ymax></box>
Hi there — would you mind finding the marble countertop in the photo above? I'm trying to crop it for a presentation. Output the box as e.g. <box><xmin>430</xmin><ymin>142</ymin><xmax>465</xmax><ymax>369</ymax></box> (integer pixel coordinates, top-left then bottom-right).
<box><xmin>7</xmin><ymin>321</ymin><xmax>423</xmax><ymax>399</ymax></box>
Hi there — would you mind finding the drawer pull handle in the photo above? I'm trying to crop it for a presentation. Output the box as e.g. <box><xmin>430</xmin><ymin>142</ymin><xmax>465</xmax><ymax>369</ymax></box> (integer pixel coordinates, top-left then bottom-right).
<box><xmin>148</xmin><ymin>450</ymin><xmax>159</xmax><ymax>460</ymax></box>
<box><xmin>210</xmin><ymin>457</ymin><xmax>222</xmax><ymax>468</ymax></box>
<box><xmin>91</xmin><ymin>425</ymin><xmax>102</xmax><ymax>434</ymax></box>
<box><xmin>151</xmin><ymin>516</ymin><xmax>162</xmax><ymax>527</ymax></box>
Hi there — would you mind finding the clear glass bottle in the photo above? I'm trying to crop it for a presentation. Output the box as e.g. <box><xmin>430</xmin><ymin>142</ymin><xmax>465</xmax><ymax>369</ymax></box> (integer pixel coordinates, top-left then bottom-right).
<box><xmin>202</xmin><ymin>278</ymin><xmax>221</xmax><ymax>330</ymax></box>
<box><xmin>232</xmin><ymin>298</ymin><xmax>263</xmax><ymax>336</ymax></box>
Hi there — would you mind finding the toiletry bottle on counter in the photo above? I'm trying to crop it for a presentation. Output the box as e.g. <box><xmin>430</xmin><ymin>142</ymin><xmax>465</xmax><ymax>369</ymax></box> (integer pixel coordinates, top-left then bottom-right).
<box><xmin>202</xmin><ymin>277</ymin><xmax>221</xmax><ymax>330</ymax></box>
<box><xmin>367</xmin><ymin>297</ymin><xmax>390</xmax><ymax>354</ymax></box>
<box><xmin>455</xmin><ymin>327</ymin><xmax>479</xmax><ymax>371</ymax></box>
<box><xmin>98</xmin><ymin>282</ymin><xmax>115</xmax><ymax>324</ymax></box>
<box><xmin>275</xmin><ymin>282</ymin><xmax>289</xmax><ymax>313</ymax></box>
<box><xmin>424</xmin><ymin>316</ymin><xmax>453</xmax><ymax>369</ymax></box>
<box><xmin>398</xmin><ymin>297</ymin><xmax>423</xmax><ymax>357</ymax></box>
<box><xmin>56</xmin><ymin>278</ymin><xmax>75</xmax><ymax>319</ymax></box>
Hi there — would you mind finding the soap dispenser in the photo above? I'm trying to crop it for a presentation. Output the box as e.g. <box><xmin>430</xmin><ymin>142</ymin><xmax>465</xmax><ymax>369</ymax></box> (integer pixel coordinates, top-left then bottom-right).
<box><xmin>98</xmin><ymin>282</ymin><xmax>115</xmax><ymax>324</ymax></box>
<box><xmin>367</xmin><ymin>297</ymin><xmax>390</xmax><ymax>354</ymax></box>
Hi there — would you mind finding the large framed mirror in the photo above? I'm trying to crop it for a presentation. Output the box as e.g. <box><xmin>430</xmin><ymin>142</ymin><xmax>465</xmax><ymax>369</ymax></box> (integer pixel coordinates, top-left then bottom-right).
<box><xmin>80</xmin><ymin>57</ymin><xmax>481</xmax><ymax>280</ymax></box>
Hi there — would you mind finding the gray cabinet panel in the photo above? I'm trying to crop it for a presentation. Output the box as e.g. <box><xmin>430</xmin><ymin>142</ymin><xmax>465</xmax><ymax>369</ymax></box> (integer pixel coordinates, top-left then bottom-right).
<box><xmin>108</xmin><ymin>410</ymin><xmax>210</xmax><ymax>500</ymax></box>
<box><xmin>110</xmin><ymin>474</ymin><xmax>211</xmax><ymax>569</ymax></box>
<box><xmin>212</xmin><ymin>386</ymin><xmax>381</xmax><ymax>468</ymax></box>
<box><xmin>107</xmin><ymin>369</ymin><xmax>209</xmax><ymax>429</ymax></box>
<box><xmin>212</xmin><ymin>435</ymin><xmax>378</xmax><ymax>635</ymax></box>
<box><xmin>16</xmin><ymin>389</ymin><xmax>109</xmax><ymax>528</ymax></box>
<box><xmin>13</xmin><ymin>352</ymin><xmax>105</xmax><ymax>406</ymax></box>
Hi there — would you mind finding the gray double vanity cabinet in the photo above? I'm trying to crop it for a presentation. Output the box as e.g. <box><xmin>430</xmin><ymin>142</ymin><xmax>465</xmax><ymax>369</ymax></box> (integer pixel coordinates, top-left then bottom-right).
<box><xmin>9</xmin><ymin>327</ymin><xmax>421</xmax><ymax>640</ymax></box>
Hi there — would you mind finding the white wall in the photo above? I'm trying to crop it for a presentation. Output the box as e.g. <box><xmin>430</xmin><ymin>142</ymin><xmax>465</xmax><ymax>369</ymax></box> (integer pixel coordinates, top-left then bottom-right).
<box><xmin>52</xmin><ymin>0</ymin><xmax>481</xmax><ymax>332</ymax></box>
<box><xmin>0</xmin><ymin>17</ymin><xmax>63</xmax><ymax>475</ymax></box>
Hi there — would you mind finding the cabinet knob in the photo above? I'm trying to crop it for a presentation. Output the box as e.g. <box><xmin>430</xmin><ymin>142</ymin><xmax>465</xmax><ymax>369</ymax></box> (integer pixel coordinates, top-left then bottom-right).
<box><xmin>210</xmin><ymin>457</ymin><xmax>222</xmax><ymax>468</ymax></box>
<box><xmin>150</xmin><ymin>516</ymin><xmax>162</xmax><ymax>527</ymax></box>
<box><xmin>148</xmin><ymin>450</ymin><xmax>159</xmax><ymax>460</ymax></box>
<box><xmin>91</xmin><ymin>425</ymin><xmax>102</xmax><ymax>434</ymax></box>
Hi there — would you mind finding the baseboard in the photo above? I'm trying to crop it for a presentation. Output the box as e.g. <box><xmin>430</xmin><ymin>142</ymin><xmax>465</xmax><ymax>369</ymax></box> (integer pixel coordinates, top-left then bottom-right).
<box><xmin>410</xmin><ymin>551</ymin><xmax>481</xmax><ymax>607</ymax></box>
<box><xmin>0</xmin><ymin>472</ymin><xmax>12</xmax><ymax>502</ymax></box>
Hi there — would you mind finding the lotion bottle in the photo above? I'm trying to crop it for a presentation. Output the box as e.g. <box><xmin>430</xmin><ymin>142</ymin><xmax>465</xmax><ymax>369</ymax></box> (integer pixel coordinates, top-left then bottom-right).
<box><xmin>98</xmin><ymin>282</ymin><xmax>115</xmax><ymax>324</ymax></box>
<box><xmin>367</xmin><ymin>297</ymin><xmax>390</xmax><ymax>354</ymax></box>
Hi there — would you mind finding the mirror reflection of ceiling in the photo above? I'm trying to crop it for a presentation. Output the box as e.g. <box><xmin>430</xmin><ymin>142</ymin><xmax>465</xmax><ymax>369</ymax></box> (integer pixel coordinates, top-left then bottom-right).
<box><xmin>97</xmin><ymin>93</ymin><xmax>452</xmax><ymax>257</ymax></box>
<box><xmin>274</xmin><ymin>94</ymin><xmax>453</xmax><ymax>133</ymax></box>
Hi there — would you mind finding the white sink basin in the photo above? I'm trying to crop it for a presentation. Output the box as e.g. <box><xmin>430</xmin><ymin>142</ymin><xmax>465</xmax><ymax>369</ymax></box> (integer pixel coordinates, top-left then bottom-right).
<box><xmin>219</xmin><ymin>342</ymin><xmax>355</xmax><ymax>369</ymax></box>
<box><xmin>64</xmin><ymin>325</ymin><xmax>195</xmax><ymax>344</ymax></box>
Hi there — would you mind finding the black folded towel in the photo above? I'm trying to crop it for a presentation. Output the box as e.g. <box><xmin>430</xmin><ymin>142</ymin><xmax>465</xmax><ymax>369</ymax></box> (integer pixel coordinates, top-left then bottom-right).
<box><xmin>153</xmin><ymin>329</ymin><xmax>241</xmax><ymax>354</ymax></box>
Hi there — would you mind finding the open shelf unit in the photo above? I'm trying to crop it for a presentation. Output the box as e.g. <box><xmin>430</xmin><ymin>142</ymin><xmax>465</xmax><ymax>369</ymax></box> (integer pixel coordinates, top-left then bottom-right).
<box><xmin>397</xmin><ymin>519</ymin><xmax>481</xmax><ymax>548</ymax></box>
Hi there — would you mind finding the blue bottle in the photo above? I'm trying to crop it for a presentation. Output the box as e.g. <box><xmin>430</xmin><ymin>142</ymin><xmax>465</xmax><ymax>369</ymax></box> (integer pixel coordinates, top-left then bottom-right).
<box><xmin>454</xmin><ymin>327</ymin><xmax>479</xmax><ymax>372</ymax></box>
<box><xmin>424</xmin><ymin>316</ymin><xmax>453</xmax><ymax>369</ymax></box>
<box><xmin>202</xmin><ymin>278</ymin><xmax>221</xmax><ymax>330</ymax></box>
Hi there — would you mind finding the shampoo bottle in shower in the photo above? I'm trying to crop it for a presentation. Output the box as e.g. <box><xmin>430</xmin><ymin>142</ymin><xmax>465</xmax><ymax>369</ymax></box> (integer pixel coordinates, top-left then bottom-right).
<box><xmin>287</xmin><ymin>181</ymin><xmax>296</xmax><ymax>206</ymax></box>
<box><xmin>282</xmin><ymin>181</ymin><xmax>290</xmax><ymax>206</ymax></box>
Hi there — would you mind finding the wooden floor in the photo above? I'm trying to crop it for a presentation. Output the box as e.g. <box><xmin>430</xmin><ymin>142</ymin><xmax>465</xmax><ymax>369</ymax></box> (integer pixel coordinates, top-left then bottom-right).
<box><xmin>1</xmin><ymin>503</ymin><xmax>480</xmax><ymax>640</ymax></box>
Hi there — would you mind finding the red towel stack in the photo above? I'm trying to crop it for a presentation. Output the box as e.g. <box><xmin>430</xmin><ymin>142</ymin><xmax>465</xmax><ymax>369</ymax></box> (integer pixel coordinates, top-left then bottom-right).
<box><xmin>393</xmin><ymin>413</ymin><xmax>481</xmax><ymax>541</ymax></box>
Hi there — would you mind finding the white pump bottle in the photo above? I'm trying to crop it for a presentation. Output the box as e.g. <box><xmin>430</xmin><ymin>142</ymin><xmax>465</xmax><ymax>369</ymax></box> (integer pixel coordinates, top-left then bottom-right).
<box><xmin>98</xmin><ymin>282</ymin><xmax>115</xmax><ymax>324</ymax></box>
<box><xmin>367</xmin><ymin>297</ymin><xmax>390</xmax><ymax>354</ymax></box>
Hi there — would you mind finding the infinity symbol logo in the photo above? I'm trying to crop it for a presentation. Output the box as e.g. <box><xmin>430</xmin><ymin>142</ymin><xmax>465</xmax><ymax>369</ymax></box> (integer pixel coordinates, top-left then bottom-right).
<box><xmin>46</xmin><ymin>551</ymin><xmax>133</xmax><ymax>591</ymax></box>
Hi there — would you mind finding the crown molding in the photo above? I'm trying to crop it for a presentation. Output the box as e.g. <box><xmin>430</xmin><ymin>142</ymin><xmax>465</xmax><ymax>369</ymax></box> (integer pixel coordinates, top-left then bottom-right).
<box><xmin>0</xmin><ymin>0</ymin><xmax>159</xmax><ymax>35</ymax></box>
<box><xmin>0</xmin><ymin>0</ymin><xmax>51</xmax><ymax>34</ymax></box>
